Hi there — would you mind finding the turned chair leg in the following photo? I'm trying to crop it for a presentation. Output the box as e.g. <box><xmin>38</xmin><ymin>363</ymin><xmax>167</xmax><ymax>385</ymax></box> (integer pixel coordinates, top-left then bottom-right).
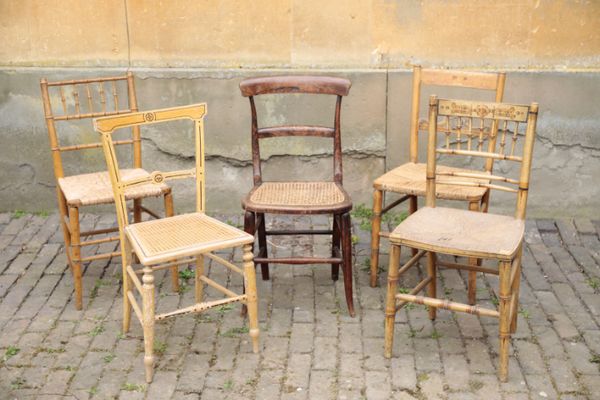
<box><xmin>142</xmin><ymin>266</ymin><xmax>156</xmax><ymax>383</ymax></box>
<box><xmin>163</xmin><ymin>193</ymin><xmax>180</xmax><ymax>292</ymax></box>
<box><xmin>498</xmin><ymin>259</ymin><xmax>512</xmax><ymax>382</ymax></box>
<box><xmin>384</xmin><ymin>244</ymin><xmax>401</xmax><ymax>358</ymax></box>
<box><xmin>122</xmin><ymin>239</ymin><xmax>133</xmax><ymax>334</ymax></box>
<box><xmin>68</xmin><ymin>206</ymin><xmax>83</xmax><ymax>310</ymax></box>
<box><xmin>427</xmin><ymin>251</ymin><xmax>437</xmax><ymax>320</ymax></box>
<box><xmin>341</xmin><ymin>212</ymin><xmax>355</xmax><ymax>317</ymax></box>
<box><xmin>243</xmin><ymin>244</ymin><xmax>260</xmax><ymax>353</ymax></box>
<box><xmin>370</xmin><ymin>189</ymin><xmax>383</xmax><ymax>287</ymax></box>
<box><xmin>331</xmin><ymin>214</ymin><xmax>340</xmax><ymax>281</ymax></box>
<box><xmin>256</xmin><ymin>213</ymin><xmax>269</xmax><ymax>280</ymax></box>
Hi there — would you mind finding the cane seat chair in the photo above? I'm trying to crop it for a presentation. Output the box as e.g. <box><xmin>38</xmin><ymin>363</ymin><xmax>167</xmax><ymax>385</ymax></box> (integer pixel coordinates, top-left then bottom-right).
<box><xmin>370</xmin><ymin>66</ymin><xmax>506</xmax><ymax>305</ymax></box>
<box><xmin>40</xmin><ymin>74</ymin><xmax>179</xmax><ymax>310</ymax></box>
<box><xmin>384</xmin><ymin>96</ymin><xmax>539</xmax><ymax>382</ymax></box>
<box><xmin>239</xmin><ymin>76</ymin><xmax>355</xmax><ymax>317</ymax></box>
<box><xmin>94</xmin><ymin>104</ymin><xmax>259</xmax><ymax>383</ymax></box>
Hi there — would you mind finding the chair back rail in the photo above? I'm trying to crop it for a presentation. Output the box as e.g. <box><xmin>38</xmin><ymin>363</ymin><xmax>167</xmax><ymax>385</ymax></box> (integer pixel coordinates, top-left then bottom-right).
<box><xmin>93</xmin><ymin>104</ymin><xmax>207</xmax><ymax>231</ymax></box>
<box><xmin>410</xmin><ymin>66</ymin><xmax>506</xmax><ymax>173</ymax></box>
<box><xmin>40</xmin><ymin>73</ymin><xmax>141</xmax><ymax>179</ymax></box>
<box><xmin>426</xmin><ymin>96</ymin><xmax>539</xmax><ymax>220</ymax></box>
<box><xmin>239</xmin><ymin>75</ymin><xmax>351</xmax><ymax>186</ymax></box>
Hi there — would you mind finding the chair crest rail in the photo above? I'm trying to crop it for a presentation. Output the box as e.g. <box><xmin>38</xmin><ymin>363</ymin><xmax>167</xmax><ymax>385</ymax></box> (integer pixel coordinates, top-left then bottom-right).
<box><xmin>122</xmin><ymin>169</ymin><xmax>198</xmax><ymax>188</ymax></box>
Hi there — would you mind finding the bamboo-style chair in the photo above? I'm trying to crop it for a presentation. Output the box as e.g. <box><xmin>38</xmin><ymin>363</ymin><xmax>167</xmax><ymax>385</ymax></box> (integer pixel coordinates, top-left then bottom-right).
<box><xmin>239</xmin><ymin>76</ymin><xmax>355</xmax><ymax>317</ymax></box>
<box><xmin>93</xmin><ymin>104</ymin><xmax>259</xmax><ymax>383</ymax></box>
<box><xmin>384</xmin><ymin>96</ymin><xmax>539</xmax><ymax>382</ymax></box>
<box><xmin>370</xmin><ymin>66</ymin><xmax>506</xmax><ymax>303</ymax></box>
<box><xmin>40</xmin><ymin>73</ymin><xmax>178</xmax><ymax>310</ymax></box>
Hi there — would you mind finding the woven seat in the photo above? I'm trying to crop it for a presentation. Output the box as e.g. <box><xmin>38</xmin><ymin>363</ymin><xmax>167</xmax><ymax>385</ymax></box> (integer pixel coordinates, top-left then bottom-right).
<box><xmin>243</xmin><ymin>181</ymin><xmax>351</xmax><ymax>214</ymax></box>
<box><xmin>126</xmin><ymin>213</ymin><xmax>254</xmax><ymax>265</ymax></box>
<box><xmin>59</xmin><ymin>169</ymin><xmax>169</xmax><ymax>206</ymax></box>
<box><xmin>389</xmin><ymin>207</ymin><xmax>524</xmax><ymax>261</ymax></box>
<box><xmin>373</xmin><ymin>162</ymin><xmax>488</xmax><ymax>201</ymax></box>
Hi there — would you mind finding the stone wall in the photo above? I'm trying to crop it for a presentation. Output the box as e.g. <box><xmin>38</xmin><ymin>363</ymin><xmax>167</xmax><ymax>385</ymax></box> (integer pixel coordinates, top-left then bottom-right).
<box><xmin>0</xmin><ymin>1</ymin><xmax>599</xmax><ymax>217</ymax></box>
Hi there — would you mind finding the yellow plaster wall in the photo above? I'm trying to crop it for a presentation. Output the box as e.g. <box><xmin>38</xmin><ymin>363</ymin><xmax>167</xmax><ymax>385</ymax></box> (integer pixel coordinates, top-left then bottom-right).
<box><xmin>1</xmin><ymin>0</ymin><xmax>599</xmax><ymax>68</ymax></box>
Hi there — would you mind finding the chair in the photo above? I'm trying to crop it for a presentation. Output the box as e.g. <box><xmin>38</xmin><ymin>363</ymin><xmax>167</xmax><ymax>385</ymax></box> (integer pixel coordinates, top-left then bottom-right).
<box><xmin>94</xmin><ymin>104</ymin><xmax>259</xmax><ymax>383</ymax></box>
<box><xmin>384</xmin><ymin>96</ymin><xmax>539</xmax><ymax>382</ymax></box>
<box><xmin>40</xmin><ymin>73</ymin><xmax>178</xmax><ymax>310</ymax></box>
<box><xmin>370</xmin><ymin>66</ymin><xmax>506</xmax><ymax>304</ymax></box>
<box><xmin>239</xmin><ymin>76</ymin><xmax>355</xmax><ymax>317</ymax></box>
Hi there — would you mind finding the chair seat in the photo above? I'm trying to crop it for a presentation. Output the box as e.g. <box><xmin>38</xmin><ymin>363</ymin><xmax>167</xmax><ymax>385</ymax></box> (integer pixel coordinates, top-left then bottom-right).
<box><xmin>125</xmin><ymin>213</ymin><xmax>254</xmax><ymax>265</ymax></box>
<box><xmin>58</xmin><ymin>169</ymin><xmax>170</xmax><ymax>207</ymax></box>
<box><xmin>389</xmin><ymin>207</ymin><xmax>524</xmax><ymax>261</ymax></box>
<box><xmin>373</xmin><ymin>162</ymin><xmax>489</xmax><ymax>201</ymax></box>
<box><xmin>242</xmin><ymin>181</ymin><xmax>352</xmax><ymax>214</ymax></box>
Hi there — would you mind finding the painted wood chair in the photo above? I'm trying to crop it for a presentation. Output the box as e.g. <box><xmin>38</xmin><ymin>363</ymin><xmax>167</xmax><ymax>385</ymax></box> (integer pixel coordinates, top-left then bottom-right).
<box><xmin>94</xmin><ymin>104</ymin><xmax>259</xmax><ymax>383</ymax></box>
<box><xmin>239</xmin><ymin>76</ymin><xmax>355</xmax><ymax>317</ymax></box>
<box><xmin>384</xmin><ymin>96</ymin><xmax>539</xmax><ymax>382</ymax></box>
<box><xmin>370</xmin><ymin>66</ymin><xmax>506</xmax><ymax>306</ymax></box>
<box><xmin>40</xmin><ymin>73</ymin><xmax>178</xmax><ymax>310</ymax></box>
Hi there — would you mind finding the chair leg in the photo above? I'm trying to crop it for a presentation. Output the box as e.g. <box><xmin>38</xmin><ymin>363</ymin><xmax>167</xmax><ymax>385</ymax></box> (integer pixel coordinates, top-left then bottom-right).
<box><xmin>241</xmin><ymin>211</ymin><xmax>256</xmax><ymax>317</ymax></box>
<box><xmin>427</xmin><ymin>251</ymin><xmax>437</xmax><ymax>320</ymax></box>
<box><xmin>195</xmin><ymin>255</ymin><xmax>204</xmax><ymax>304</ymax></box>
<box><xmin>498</xmin><ymin>259</ymin><xmax>512</xmax><ymax>382</ymax></box>
<box><xmin>68</xmin><ymin>206</ymin><xmax>83</xmax><ymax>310</ymax></box>
<box><xmin>142</xmin><ymin>266</ymin><xmax>155</xmax><ymax>383</ymax></box>
<box><xmin>331</xmin><ymin>214</ymin><xmax>340</xmax><ymax>281</ymax></box>
<box><xmin>510</xmin><ymin>249</ymin><xmax>523</xmax><ymax>334</ymax></box>
<box><xmin>56</xmin><ymin>189</ymin><xmax>72</xmax><ymax>267</ymax></box>
<box><xmin>384</xmin><ymin>244</ymin><xmax>401</xmax><ymax>358</ymax></box>
<box><xmin>243</xmin><ymin>244</ymin><xmax>260</xmax><ymax>353</ymax></box>
<box><xmin>257</xmin><ymin>213</ymin><xmax>269</xmax><ymax>281</ymax></box>
<box><xmin>163</xmin><ymin>193</ymin><xmax>180</xmax><ymax>293</ymax></box>
<box><xmin>122</xmin><ymin>239</ymin><xmax>133</xmax><ymax>333</ymax></box>
<box><xmin>340</xmin><ymin>212</ymin><xmax>355</xmax><ymax>317</ymax></box>
<box><xmin>133</xmin><ymin>199</ymin><xmax>142</xmax><ymax>224</ymax></box>
<box><xmin>409</xmin><ymin>196</ymin><xmax>418</xmax><ymax>257</ymax></box>
<box><xmin>370</xmin><ymin>189</ymin><xmax>383</xmax><ymax>287</ymax></box>
<box><xmin>467</xmin><ymin>201</ymin><xmax>480</xmax><ymax>305</ymax></box>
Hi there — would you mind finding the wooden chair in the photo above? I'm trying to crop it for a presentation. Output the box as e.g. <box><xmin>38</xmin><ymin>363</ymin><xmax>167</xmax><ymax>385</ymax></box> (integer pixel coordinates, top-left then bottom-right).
<box><xmin>94</xmin><ymin>104</ymin><xmax>259</xmax><ymax>383</ymax></box>
<box><xmin>370</xmin><ymin>66</ymin><xmax>506</xmax><ymax>303</ymax></box>
<box><xmin>40</xmin><ymin>73</ymin><xmax>178</xmax><ymax>310</ymax></box>
<box><xmin>384</xmin><ymin>96</ymin><xmax>539</xmax><ymax>382</ymax></box>
<box><xmin>239</xmin><ymin>76</ymin><xmax>355</xmax><ymax>317</ymax></box>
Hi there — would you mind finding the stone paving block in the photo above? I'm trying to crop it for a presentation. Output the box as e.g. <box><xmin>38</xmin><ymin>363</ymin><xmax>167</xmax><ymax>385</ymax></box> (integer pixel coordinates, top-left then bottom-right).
<box><xmin>390</xmin><ymin>354</ymin><xmax>417</xmax><ymax>391</ymax></box>
<box><xmin>285</xmin><ymin>353</ymin><xmax>312</xmax><ymax>392</ymax></box>
<box><xmin>313</xmin><ymin>336</ymin><xmax>338</xmax><ymax>370</ymax></box>
<box><xmin>290</xmin><ymin>323</ymin><xmax>314</xmax><ymax>354</ymax></box>
<box><xmin>524</xmin><ymin>374</ymin><xmax>558</xmax><ymax>400</ymax></box>
<box><xmin>309</xmin><ymin>369</ymin><xmax>336</xmax><ymax>400</ymax></box>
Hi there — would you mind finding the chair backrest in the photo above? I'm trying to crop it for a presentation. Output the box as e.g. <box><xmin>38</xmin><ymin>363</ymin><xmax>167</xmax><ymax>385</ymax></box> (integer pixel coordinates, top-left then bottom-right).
<box><xmin>93</xmin><ymin>104</ymin><xmax>207</xmax><ymax>233</ymax></box>
<box><xmin>40</xmin><ymin>73</ymin><xmax>141</xmax><ymax>179</ymax></box>
<box><xmin>239</xmin><ymin>75</ymin><xmax>351</xmax><ymax>186</ymax></box>
<box><xmin>410</xmin><ymin>66</ymin><xmax>506</xmax><ymax>172</ymax></box>
<box><xmin>425</xmin><ymin>96</ymin><xmax>539</xmax><ymax>220</ymax></box>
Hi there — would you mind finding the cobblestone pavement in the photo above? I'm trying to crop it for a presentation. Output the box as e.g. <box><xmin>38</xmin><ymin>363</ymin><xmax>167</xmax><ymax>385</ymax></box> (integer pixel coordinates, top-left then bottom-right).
<box><xmin>0</xmin><ymin>211</ymin><xmax>599</xmax><ymax>400</ymax></box>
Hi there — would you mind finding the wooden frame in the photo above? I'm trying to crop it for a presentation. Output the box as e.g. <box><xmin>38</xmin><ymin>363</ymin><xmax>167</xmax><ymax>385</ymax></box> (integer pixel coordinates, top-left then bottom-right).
<box><xmin>94</xmin><ymin>104</ymin><xmax>259</xmax><ymax>383</ymax></box>
<box><xmin>40</xmin><ymin>73</ymin><xmax>177</xmax><ymax>310</ymax></box>
<box><xmin>370</xmin><ymin>66</ymin><xmax>506</xmax><ymax>303</ymax></box>
<box><xmin>383</xmin><ymin>96</ymin><xmax>539</xmax><ymax>382</ymax></box>
<box><xmin>239</xmin><ymin>75</ymin><xmax>355</xmax><ymax>317</ymax></box>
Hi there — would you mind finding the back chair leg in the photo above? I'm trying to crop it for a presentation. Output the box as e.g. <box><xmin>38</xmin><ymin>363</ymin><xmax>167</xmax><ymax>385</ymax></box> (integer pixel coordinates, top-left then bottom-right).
<box><xmin>498</xmin><ymin>259</ymin><xmax>512</xmax><ymax>382</ymax></box>
<box><xmin>122</xmin><ymin>239</ymin><xmax>133</xmax><ymax>333</ymax></box>
<box><xmin>257</xmin><ymin>213</ymin><xmax>269</xmax><ymax>280</ymax></box>
<box><xmin>195</xmin><ymin>255</ymin><xmax>204</xmax><ymax>303</ymax></box>
<box><xmin>163</xmin><ymin>193</ymin><xmax>180</xmax><ymax>293</ymax></box>
<box><xmin>427</xmin><ymin>251</ymin><xmax>437</xmax><ymax>320</ymax></box>
<box><xmin>467</xmin><ymin>201</ymin><xmax>480</xmax><ymax>305</ymax></box>
<box><xmin>341</xmin><ymin>212</ymin><xmax>355</xmax><ymax>317</ymax></box>
<box><xmin>133</xmin><ymin>199</ymin><xmax>142</xmax><ymax>224</ymax></box>
<box><xmin>241</xmin><ymin>211</ymin><xmax>256</xmax><ymax>317</ymax></box>
<box><xmin>510</xmin><ymin>248</ymin><xmax>523</xmax><ymax>334</ymax></box>
<box><xmin>384</xmin><ymin>244</ymin><xmax>401</xmax><ymax>358</ymax></box>
<box><xmin>370</xmin><ymin>189</ymin><xmax>383</xmax><ymax>287</ymax></box>
<box><xmin>56</xmin><ymin>189</ymin><xmax>72</xmax><ymax>266</ymax></box>
<box><xmin>68</xmin><ymin>206</ymin><xmax>83</xmax><ymax>310</ymax></box>
<box><xmin>331</xmin><ymin>214</ymin><xmax>340</xmax><ymax>281</ymax></box>
<box><xmin>409</xmin><ymin>196</ymin><xmax>418</xmax><ymax>257</ymax></box>
<box><xmin>142</xmin><ymin>266</ymin><xmax>156</xmax><ymax>383</ymax></box>
<box><xmin>243</xmin><ymin>244</ymin><xmax>260</xmax><ymax>353</ymax></box>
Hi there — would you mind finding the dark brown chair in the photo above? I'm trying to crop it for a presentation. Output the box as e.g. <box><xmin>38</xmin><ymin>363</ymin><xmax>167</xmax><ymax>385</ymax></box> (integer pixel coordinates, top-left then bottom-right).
<box><xmin>239</xmin><ymin>76</ymin><xmax>355</xmax><ymax>317</ymax></box>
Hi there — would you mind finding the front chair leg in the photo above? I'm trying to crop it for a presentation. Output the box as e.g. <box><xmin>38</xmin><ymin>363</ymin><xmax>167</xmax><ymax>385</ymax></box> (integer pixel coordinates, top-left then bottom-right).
<box><xmin>384</xmin><ymin>244</ymin><xmax>401</xmax><ymax>358</ymax></box>
<box><xmin>498</xmin><ymin>259</ymin><xmax>512</xmax><ymax>382</ymax></box>
<box><xmin>142</xmin><ymin>266</ymin><xmax>156</xmax><ymax>383</ymax></box>
<box><xmin>331</xmin><ymin>214</ymin><xmax>340</xmax><ymax>281</ymax></box>
<box><xmin>256</xmin><ymin>213</ymin><xmax>269</xmax><ymax>280</ymax></box>
<box><xmin>341</xmin><ymin>212</ymin><xmax>355</xmax><ymax>317</ymax></box>
<box><xmin>467</xmin><ymin>201</ymin><xmax>480</xmax><ymax>305</ymax></box>
<box><xmin>163</xmin><ymin>192</ymin><xmax>180</xmax><ymax>292</ymax></box>
<box><xmin>243</xmin><ymin>244</ymin><xmax>260</xmax><ymax>353</ymax></box>
<box><xmin>68</xmin><ymin>206</ymin><xmax>83</xmax><ymax>310</ymax></box>
<box><xmin>370</xmin><ymin>189</ymin><xmax>383</xmax><ymax>287</ymax></box>
<box><xmin>427</xmin><ymin>251</ymin><xmax>437</xmax><ymax>320</ymax></box>
<box><xmin>122</xmin><ymin>239</ymin><xmax>133</xmax><ymax>333</ymax></box>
